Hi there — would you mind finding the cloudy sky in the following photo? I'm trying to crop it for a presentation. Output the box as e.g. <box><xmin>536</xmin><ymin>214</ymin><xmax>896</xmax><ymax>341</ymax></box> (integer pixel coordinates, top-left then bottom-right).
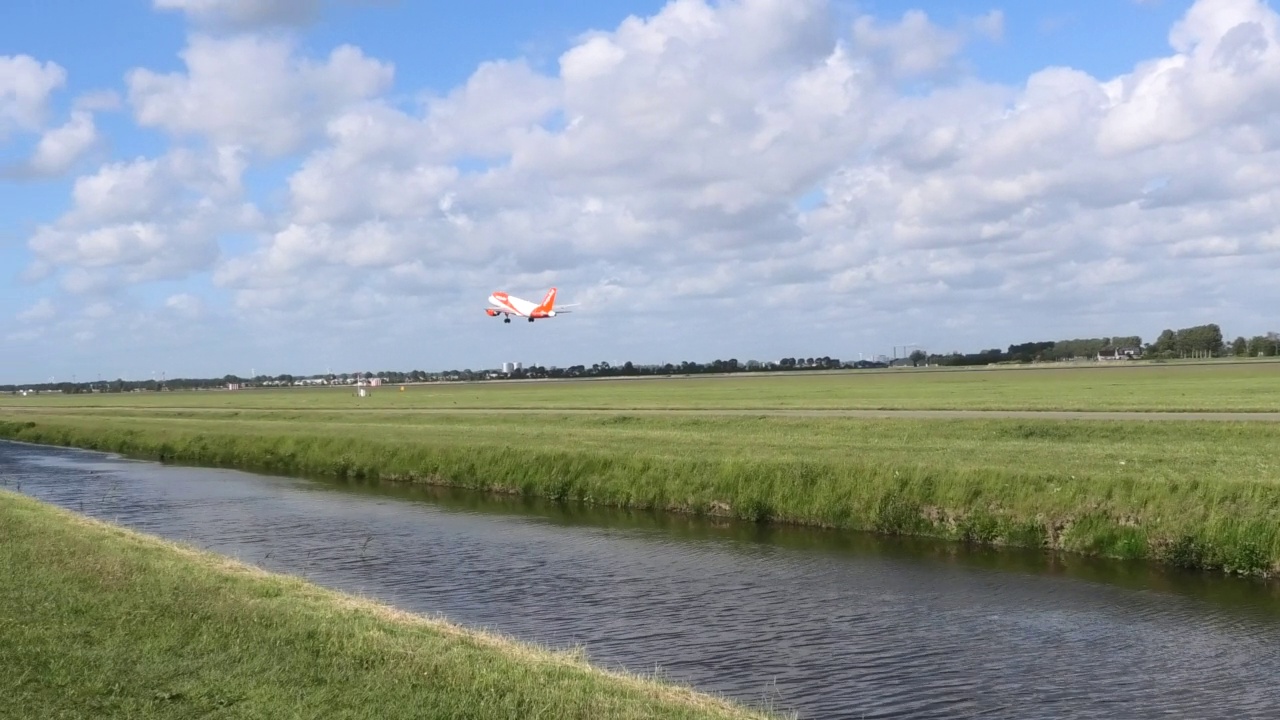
<box><xmin>3</xmin><ymin>0</ymin><xmax>1278</xmax><ymax>382</ymax></box>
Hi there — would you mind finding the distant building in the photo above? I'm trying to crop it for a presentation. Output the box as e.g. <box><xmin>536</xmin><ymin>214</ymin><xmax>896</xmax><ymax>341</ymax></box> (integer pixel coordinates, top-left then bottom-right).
<box><xmin>1098</xmin><ymin>346</ymin><xmax>1142</xmax><ymax>361</ymax></box>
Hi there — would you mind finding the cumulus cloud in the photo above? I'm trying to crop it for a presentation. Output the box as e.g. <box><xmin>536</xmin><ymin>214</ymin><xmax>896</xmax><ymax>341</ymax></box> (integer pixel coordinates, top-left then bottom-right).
<box><xmin>127</xmin><ymin>34</ymin><xmax>394</xmax><ymax>156</ymax></box>
<box><xmin>0</xmin><ymin>55</ymin><xmax>66</xmax><ymax>137</ymax></box>
<box><xmin>1098</xmin><ymin>0</ymin><xmax>1280</xmax><ymax>154</ymax></box>
<box><xmin>20</xmin><ymin>110</ymin><xmax>101</xmax><ymax>178</ymax></box>
<box><xmin>0</xmin><ymin>56</ymin><xmax>107</xmax><ymax>180</ymax></box>
<box><xmin>211</xmin><ymin>0</ymin><xmax>1027</xmax><ymax>328</ymax></box>
<box><xmin>191</xmin><ymin>0</ymin><xmax>1280</xmax><ymax>352</ymax></box>
<box><xmin>851</xmin><ymin>10</ymin><xmax>968</xmax><ymax>80</ymax></box>
<box><xmin>13</xmin><ymin>0</ymin><xmax>1280</xmax><ymax>377</ymax></box>
<box><xmin>26</xmin><ymin>147</ymin><xmax>262</xmax><ymax>294</ymax></box>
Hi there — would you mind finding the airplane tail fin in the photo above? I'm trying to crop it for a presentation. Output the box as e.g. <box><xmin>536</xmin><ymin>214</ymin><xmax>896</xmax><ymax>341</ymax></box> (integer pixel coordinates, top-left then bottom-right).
<box><xmin>538</xmin><ymin>287</ymin><xmax>557</xmax><ymax>312</ymax></box>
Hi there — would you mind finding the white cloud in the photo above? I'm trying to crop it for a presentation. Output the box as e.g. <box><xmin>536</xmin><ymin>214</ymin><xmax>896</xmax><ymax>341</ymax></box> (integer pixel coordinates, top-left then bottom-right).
<box><xmin>197</xmin><ymin>0</ymin><xmax>1280</xmax><ymax>347</ymax></box>
<box><xmin>26</xmin><ymin>147</ymin><xmax>261</xmax><ymax>294</ymax></box>
<box><xmin>1098</xmin><ymin>0</ymin><xmax>1280</xmax><ymax>154</ymax></box>
<box><xmin>127</xmin><ymin>34</ymin><xmax>394</xmax><ymax>157</ymax></box>
<box><xmin>851</xmin><ymin>10</ymin><xmax>967</xmax><ymax>80</ymax></box>
<box><xmin>0</xmin><ymin>57</ymin><xmax>108</xmax><ymax>180</ymax></box>
<box><xmin>12</xmin><ymin>0</ymin><xmax>1280</xmax><ymax>379</ymax></box>
<box><xmin>0</xmin><ymin>55</ymin><xmax>66</xmax><ymax>137</ymax></box>
<box><xmin>25</xmin><ymin>110</ymin><xmax>100</xmax><ymax>177</ymax></box>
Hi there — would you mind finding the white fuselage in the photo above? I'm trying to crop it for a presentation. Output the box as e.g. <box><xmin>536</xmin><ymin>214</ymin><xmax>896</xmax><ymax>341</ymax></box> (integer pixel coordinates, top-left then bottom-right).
<box><xmin>489</xmin><ymin>292</ymin><xmax>541</xmax><ymax>317</ymax></box>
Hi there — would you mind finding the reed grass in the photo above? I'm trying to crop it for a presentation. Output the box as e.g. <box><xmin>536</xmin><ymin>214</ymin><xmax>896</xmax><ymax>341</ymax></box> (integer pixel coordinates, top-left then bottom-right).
<box><xmin>0</xmin><ymin>489</ymin><xmax>783</xmax><ymax>720</ymax></box>
<box><xmin>2</xmin><ymin>408</ymin><xmax>1277</xmax><ymax>577</ymax></box>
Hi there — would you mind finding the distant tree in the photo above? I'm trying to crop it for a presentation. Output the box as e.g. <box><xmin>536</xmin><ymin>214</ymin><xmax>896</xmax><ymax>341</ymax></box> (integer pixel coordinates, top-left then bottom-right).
<box><xmin>1251</xmin><ymin>335</ymin><xmax>1279</xmax><ymax>357</ymax></box>
<box><xmin>1006</xmin><ymin>341</ymin><xmax>1053</xmax><ymax>362</ymax></box>
<box><xmin>1232</xmin><ymin>336</ymin><xmax>1248</xmax><ymax>356</ymax></box>
<box><xmin>908</xmin><ymin>349</ymin><xmax>927</xmax><ymax>366</ymax></box>
<box><xmin>1173</xmin><ymin>323</ymin><xmax>1224</xmax><ymax>357</ymax></box>
<box><xmin>1150</xmin><ymin>329</ymin><xmax>1177</xmax><ymax>355</ymax></box>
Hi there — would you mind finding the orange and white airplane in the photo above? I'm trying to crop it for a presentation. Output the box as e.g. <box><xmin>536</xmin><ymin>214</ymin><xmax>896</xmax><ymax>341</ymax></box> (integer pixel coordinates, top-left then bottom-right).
<box><xmin>485</xmin><ymin>287</ymin><xmax>577</xmax><ymax>323</ymax></box>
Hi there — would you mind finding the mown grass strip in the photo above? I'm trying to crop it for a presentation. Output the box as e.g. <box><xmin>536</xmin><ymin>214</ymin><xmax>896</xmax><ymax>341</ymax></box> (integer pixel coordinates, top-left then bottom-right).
<box><xmin>0</xmin><ymin>489</ymin><xmax>784</xmax><ymax>720</ymax></box>
<box><xmin>5</xmin><ymin>360</ymin><xmax>1280</xmax><ymax>412</ymax></box>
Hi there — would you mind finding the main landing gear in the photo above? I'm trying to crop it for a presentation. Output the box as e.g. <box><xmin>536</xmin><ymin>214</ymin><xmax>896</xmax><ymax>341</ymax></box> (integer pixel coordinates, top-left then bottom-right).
<box><xmin>503</xmin><ymin>317</ymin><xmax>510</xmax><ymax>323</ymax></box>
<box><xmin>527</xmin><ymin>317</ymin><xmax>535</xmax><ymax>323</ymax></box>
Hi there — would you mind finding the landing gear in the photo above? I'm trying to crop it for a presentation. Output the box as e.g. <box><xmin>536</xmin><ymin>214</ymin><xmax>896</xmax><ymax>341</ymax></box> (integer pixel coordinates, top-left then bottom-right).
<box><xmin>527</xmin><ymin>317</ymin><xmax>535</xmax><ymax>323</ymax></box>
<box><xmin>504</xmin><ymin>318</ymin><xmax>511</xmax><ymax>324</ymax></box>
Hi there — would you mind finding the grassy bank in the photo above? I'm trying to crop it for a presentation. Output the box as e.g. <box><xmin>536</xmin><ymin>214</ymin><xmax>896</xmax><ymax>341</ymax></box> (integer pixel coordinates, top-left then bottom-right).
<box><xmin>0</xmin><ymin>489</ymin><xmax>780</xmax><ymax>719</ymax></box>
<box><xmin>2</xmin><ymin>408</ymin><xmax>1278</xmax><ymax>578</ymax></box>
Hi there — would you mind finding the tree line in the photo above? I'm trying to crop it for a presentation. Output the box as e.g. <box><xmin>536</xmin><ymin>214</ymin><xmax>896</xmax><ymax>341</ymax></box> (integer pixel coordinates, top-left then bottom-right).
<box><xmin>926</xmin><ymin>324</ymin><xmax>1278</xmax><ymax>367</ymax></box>
<box><xmin>5</xmin><ymin>322</ymin><xmax>1276</xmax><ymax>394</ymax></box>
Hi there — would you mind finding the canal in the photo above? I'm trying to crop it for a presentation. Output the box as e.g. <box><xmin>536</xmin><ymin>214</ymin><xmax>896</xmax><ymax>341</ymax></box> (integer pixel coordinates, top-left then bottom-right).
<box><xmin>3</xmin><ymin>440</ymin><xmax>1278</xmax><ymax>719</ymax></box>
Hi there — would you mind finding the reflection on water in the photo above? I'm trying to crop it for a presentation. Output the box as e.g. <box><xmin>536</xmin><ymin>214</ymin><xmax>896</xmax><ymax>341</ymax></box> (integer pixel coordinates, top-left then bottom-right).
<box><xmin>3</xmin><ymin>440</ymin><xmax>1278</xmax><ymax>720</ymax></box>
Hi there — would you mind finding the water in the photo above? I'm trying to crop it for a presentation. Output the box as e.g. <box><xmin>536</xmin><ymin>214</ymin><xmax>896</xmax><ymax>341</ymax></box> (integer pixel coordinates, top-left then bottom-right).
<box><xmin>3</xmin><ymin>439</ymin><xmax>1278</xmax><ymax>719</ymax></box>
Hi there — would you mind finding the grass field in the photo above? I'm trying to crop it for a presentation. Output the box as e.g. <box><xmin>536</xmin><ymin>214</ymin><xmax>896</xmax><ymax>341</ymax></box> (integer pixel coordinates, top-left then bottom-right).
<box><xmin>2</xmin><ymin>361</ymin><xmax>1279</xmax><ymax>576</ymax></box>
<box><xmin>5</xmin><ymin>360</ymin><xmax>1280</xmax><ymax>412</ymax></box>
<box><xmin>0</xmin><ymin>489</ymin><xmax>780</xmax><ymax>720</ymax></box>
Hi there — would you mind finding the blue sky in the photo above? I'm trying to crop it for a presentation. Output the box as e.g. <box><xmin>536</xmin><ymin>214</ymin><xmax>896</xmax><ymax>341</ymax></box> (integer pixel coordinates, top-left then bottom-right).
<box><xmin>4</xmin><ymin>0</ymin><xmax>1279</xmax><ymax>383</ymax></box>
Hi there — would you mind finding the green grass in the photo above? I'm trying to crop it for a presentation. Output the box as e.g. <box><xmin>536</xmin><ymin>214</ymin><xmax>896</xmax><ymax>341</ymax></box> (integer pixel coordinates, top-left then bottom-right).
<box><xmin>2</xmin><ymin>403</ymin><xmax>1278</xmax><ymax>576</ymax></box>
<box><xmin>5</xmin><ymin>359</ymin><xmax>1280</xmax><ymax>412</ymax></box>
<box><xmin>0</xmin><ymin>489</ymin><xmax>783</xmax><ymax>720</ymax></box>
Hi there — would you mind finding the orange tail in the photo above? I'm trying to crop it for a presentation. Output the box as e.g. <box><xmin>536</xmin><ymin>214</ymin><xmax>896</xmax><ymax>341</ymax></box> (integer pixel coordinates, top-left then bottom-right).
<box><xmin>538</xmin><ymin>287</ymin><xmax>557</xmax><ymax>312</ymax></box>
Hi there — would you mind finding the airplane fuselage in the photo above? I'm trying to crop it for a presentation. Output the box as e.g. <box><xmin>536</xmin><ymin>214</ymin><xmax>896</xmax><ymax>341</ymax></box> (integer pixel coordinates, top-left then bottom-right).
<box><xmin>485</xmin><ymin>288</ymin><xmax>565</xmax><ymax>323</ymax></box>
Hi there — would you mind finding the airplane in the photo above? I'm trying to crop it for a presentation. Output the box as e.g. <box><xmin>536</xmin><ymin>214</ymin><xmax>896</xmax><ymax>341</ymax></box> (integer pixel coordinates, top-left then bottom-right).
<box><xmin>485</xmin><ymin>287</ymin><xmax>577</xmax><ymax>323</ymax></box>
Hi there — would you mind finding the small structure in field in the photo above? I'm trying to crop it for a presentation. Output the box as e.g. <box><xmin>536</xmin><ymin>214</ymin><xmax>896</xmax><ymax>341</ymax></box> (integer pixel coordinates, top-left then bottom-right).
<box><xmin>1097</xmin><ymin>346</ymin><xmax>1142</xmax><ymax>361</ymax></box>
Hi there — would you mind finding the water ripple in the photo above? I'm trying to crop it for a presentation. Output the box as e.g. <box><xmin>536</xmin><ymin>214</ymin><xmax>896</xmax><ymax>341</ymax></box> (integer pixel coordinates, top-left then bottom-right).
<box><xmin>3</xmin><ymin>440</ymin><xmax>1279</xmax><ymax>720</ymax></box>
